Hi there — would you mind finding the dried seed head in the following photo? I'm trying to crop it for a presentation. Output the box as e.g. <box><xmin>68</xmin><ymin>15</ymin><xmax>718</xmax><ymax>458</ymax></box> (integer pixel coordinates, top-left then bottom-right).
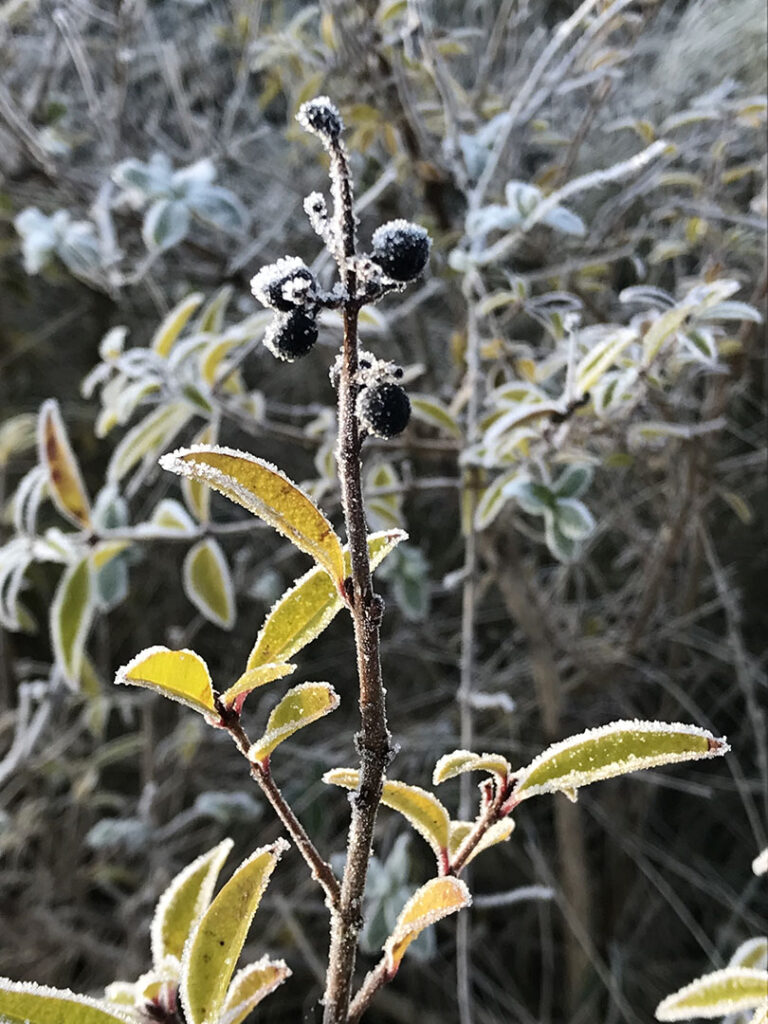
<box><xmin>251</xmin><ymin>256</ymin><xmax>318</xmax><ymax>313</ymax></box>
<box><xmin>371</xmin><ymin>219</ymin><xmax>431</xmax><ymax>282</ymax></box>
<box><xmin>357</xmin><ymin>382</ymin><xmax>411</xmax><ymax>439</ymax></box>
<box><xmin>264</xmin><ymin>308</ymin><xmax>318</xmax><ymax>362</ymax></box>
<box><xmin>297</xmin><ymin>96</ymin><xmax>343</xmax><ymax>142</ymax></box>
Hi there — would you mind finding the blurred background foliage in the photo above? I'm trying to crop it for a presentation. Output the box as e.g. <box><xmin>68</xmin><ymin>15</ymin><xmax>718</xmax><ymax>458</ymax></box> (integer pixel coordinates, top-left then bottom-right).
<box><xmin>0</xmin><ymin>1</ymin><xmax>766</xmax><ymax>1022</ymax></box>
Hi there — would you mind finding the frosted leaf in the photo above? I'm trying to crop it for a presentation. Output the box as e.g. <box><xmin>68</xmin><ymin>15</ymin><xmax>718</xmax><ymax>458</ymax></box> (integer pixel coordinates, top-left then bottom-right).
<box><xmin>296</xmin><ymin>96</ymin><xmax>343</xmax><ymax>141</ymax></box>
<box><xmin>729</xmin><ymin>938</ymin><xmax>768</xmax><ymax>971</ymax></box>
<box><xmin>752</xmin><ymin>847</ymin><xmax>768</xmax><ymax>876</ymax></box>
<box><xmin>655</xmin><ymin>968</ymin><xmax>768</xmax><ymax>1020</ymax></box>
<box><xmin>0</xmin><ymin>977</ymin><xmax>136</xmax><ymax>1023</ymax></box>
<box><xmin>512</xmin><ymin>719</ymin><xmax>729</xmax><ymax>803</ymax></box>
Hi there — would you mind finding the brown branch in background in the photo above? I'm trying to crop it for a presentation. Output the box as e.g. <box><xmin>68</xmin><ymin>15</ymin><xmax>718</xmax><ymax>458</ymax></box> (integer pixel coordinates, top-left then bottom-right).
<box><xmin>481</xmin><ymin>529</ymin><xmax>593</xmax><ymax>1011</ymax></box>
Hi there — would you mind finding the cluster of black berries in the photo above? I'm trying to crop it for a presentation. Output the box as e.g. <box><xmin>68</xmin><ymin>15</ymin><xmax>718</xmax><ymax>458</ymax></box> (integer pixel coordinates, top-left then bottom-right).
<box><xmin>248</xmin><ymin>97</ymin><xmax>432</xmax><ymax>440</ymax></box>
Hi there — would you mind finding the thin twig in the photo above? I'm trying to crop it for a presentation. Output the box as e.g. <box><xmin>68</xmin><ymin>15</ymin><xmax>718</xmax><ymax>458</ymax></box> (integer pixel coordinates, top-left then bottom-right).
<box><xmin>220</xmin><ymin>712</ymin><xmax>341</xmax><ymax>910</ymax></box>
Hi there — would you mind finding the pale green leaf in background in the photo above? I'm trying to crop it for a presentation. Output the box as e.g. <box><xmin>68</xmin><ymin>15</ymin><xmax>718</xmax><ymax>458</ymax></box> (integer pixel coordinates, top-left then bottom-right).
<box><xmin>183</xmin><ymin>538</ymin><xmax>236</xmax><ymax>629</ymax></box>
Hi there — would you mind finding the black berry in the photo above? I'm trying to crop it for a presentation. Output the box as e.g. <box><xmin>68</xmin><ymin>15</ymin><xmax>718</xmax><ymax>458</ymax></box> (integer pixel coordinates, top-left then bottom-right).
<box><xmin>264</xmin><ymin>308</ymin><xmax>318</xmax><ymax>362</ymax></box>
<box><xmin>297</xmin><ymin>97</ymin><xmax>343</xmax><ymax>141</ymax></box>
<box><xmin>251</xmin><ymin>257</ymin><xmax>317</xmax><ymax>312</ymax></box>
<box><xmin>371</xmin><ymin>220</ymin><xmax>431</xmax><ymax>282</ymax></box>
<box><xmin>356</xmin><ymin>382</ymin><xmax>411</xmax><ymax>439</ymax></box>
<box><xmin>264</xmin><ymin>266</ymin><xmax>316</xmax><ymax>312</ymax></box>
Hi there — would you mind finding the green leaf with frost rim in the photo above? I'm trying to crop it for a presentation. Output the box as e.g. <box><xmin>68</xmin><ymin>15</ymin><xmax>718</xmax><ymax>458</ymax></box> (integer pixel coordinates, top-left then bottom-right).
<box><xmin>248</xmin><ymin>683</ymin><xmax>339</xmax><ymax>762</ymax></box>
<box><xmin>246</xmin><ymin>530</ymin><xmax>406</xmax><ymax>670</ymax></box>
<box><xmin>160</xmin><ymin>446</ymin><xmax>345</xmax><ymax>585</ymax></box>
<box><xmin>51</xmin><ymin>556</ymin><xmax>94</xmax><ymax>688</ymax></box>
<box><xmin>183</xmin><ymin>538</ymin><xmax>236</xmax><ymax>629</ymax></box>
<box><xmin>655</xmin><ymin>967</ymin><xmax>768</xmax><ymax>1020</ymax></box>
<box><xmin>108</xmin><ymin>402</ymin><xmax>191</xmax><ymax>483</ymax></box>
<box><xmin>729</xmin><ymin>938</ymin><xmax>767</xmax><ymax>971</ymax></box>
<box><xmin>384</xmin><ymin>878</ymin><xmax>471</xmax><ymax>973</ymax></box>
<box><xmin>115</xmin><ymin>646</ymin><xmax>216</xmax><ymax>716</ymax></box>
<box><xmin>433</xmin><ymin>749</ymin><xmax>510</xmax><ymax>786</ymax></box>
<box><xmin>219</xmin><ymin>957</ymin><xmax>291</xmax><ymax>1024</ymax></box>
<box><xmin>151</xmin><ymin>838</ymin><xmax>233</xmax><ymax>966</ymax></box>
<box><xmin>181</xmin><ymin>841</ymin><xmax>287</xmax><ymax>1024</ymax></box>
<box><xmin>512</xmin><ymin>720</ymin><xmax>729</xmax><ymax>803</ymax></box>
<box><xmin>0</xmin><ymin>979</ymin><xmax>135</xmax><ymax>1024</ymax></box>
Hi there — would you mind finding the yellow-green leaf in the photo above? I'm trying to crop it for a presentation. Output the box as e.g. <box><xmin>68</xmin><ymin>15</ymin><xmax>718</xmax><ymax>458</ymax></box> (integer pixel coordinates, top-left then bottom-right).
<box><xmin>448</xmin><ymin>819</ymin><xmax>515</xmax><ymax>865</ymax></box>
<box><xmin>180</xmin><ymin>841</ymin><xmax>287</xmax><ymax>1024</ymax></box>
<box><xmin>642</xmin><ymin>307</ymin><xmax>690</xmax><ymax>364</ymax></box>
<box><xmin>51</xmin><ymin>556</ymin><xmax>94</xmax><ymax>688</ymax></box>
<box><xmin>0</xmin><ymin>979</ymin><xmax>134</xmax><ymax>1024</ymax></box>
<box><xmin>383</xmin><ymin>878</ymin><xmax>471</xmax><ymax>973</ymax></box>
<box><xmin>409</xmin><ymin>395</ymin><xmax>462</xmax><ymax>438</ymax></box>
<box><xmin>151</xmin><ymin>839</ymin><xmax>234</xmax><ymax>966</ymax></box>
<box><xmin>38</xmin><ymin>399</ymin><xmax>92</xmax><ymax>529</ymax></box>
<box><xmin>183</xmin><ymin>538</ymin><xmax>235</xmax><ymax>630</ymax></box>
<box><xmin>575</xmin><ymin>328</ymin><xmax>636</xmax><ymax>395</ymax></box>
<box><xmin>729</xmin><ymin>938</ymin><xmax>767</xmax><ymax>970</ymax></box>
<box><xmin>220</xmin><ymin>957</ymin><xmax>291</xmax><ymax>1024</ymax></box>
<box><xmin>220</xmin><ymin>662</ymin><xmax>296</xmax><ymax>714</ymax></box>
<box><xmin>0</xmin><ymin>413</ymin><xmax>37</xmax><ymax>465</ymax></box>
<box><xmin>146</xmin><ymin>498</ymin><xmax>197</xmax><ymax>536</ymax></box>
<box><xmin>433</xmin><ymin>749</ymin><xmax>510</xmax><ymax>785</ymax></box>
<box><xmin>151</xmin><ymin>293</ymin><xmax>204</xmax><ymax>357</ymax></box>
<box><xmin>323</xmin><ymin>769</ymin><xmax>450</xmax><ymax>861</ymax></box>
<box><xmin>196</xmin><ymin>285</ymin><xmax>233</xmax><ymax>335</ymax></box>
<box><xmin>108</xmin><ymin>402</ymin><xmax>192</xmax><ymax>483</ymax></box>
<box><xmin>160</xmin><ymin>446</ymin><xmax>345</xmax><ymax>584</ymax></box>
<box><xmin>246</xmin><ymin>529</ymin><xmax>406</xmax><ymax>671</ymax></box>
<box><xmin>115</xmin><ymin>646</ymin><xmax>217</xmax><ymax>716</ymax></box>
<box><xmin>512</xmin><ymin>720</ymin><xmax>729</xmax><ymax>804</ymax></box>
<box><xmin>655</xmin><ymin>968</ymin><xmax>768</xmax><ymax>1020</ymax></box>
<box><xmin>90</xmin><ymin>541</ymin><xmax>130</xmax><ymax>571</ymax></box>
<box><xmin>248</xmin><ymin>683</ymin><xmax>339</xmax><ymax>763</ymax></box>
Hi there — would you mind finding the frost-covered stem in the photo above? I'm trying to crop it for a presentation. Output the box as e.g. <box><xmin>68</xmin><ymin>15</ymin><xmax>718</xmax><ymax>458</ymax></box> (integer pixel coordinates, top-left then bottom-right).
<box><xmin>320</xmin><ymin>135</ymin><xmax>392</xmax><ymax>1024</ymax></box>
<box><xmin>221</xmin><ymin>712</ymin><xmax>340</xmax><ymax>909</ymax></box>
<box><xmin>347</xmin><ymin>958</ymin><xmax>391</xmax><ymax>1024</ymax></box>
<box><xmin>449</xmin><ymin>786</ymin><xmax>508</xmax><ymax>877</ymax></box>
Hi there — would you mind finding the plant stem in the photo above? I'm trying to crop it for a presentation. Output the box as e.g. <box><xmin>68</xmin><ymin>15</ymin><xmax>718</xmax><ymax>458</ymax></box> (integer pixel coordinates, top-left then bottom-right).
<box><xmin>321</xmin><ymin>135</ymin><xmax>393</xmax><ymax>1024</ymax></box>
<box><xmin>222</xmin><ymin>713</ymin><xmax>341</xmax><ymax>909</ymax></box>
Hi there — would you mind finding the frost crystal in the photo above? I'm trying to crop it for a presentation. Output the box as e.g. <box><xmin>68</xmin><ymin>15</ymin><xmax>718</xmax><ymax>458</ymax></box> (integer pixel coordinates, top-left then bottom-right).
<box><xmin>304</xmin><ymin>191</ymin><xmax>329</xmax><ymax>238</ymax></box>
<box><xmin>296</xmin><ymin>96</ymin><xmax>343</xmax><ymax>142</ymax></box>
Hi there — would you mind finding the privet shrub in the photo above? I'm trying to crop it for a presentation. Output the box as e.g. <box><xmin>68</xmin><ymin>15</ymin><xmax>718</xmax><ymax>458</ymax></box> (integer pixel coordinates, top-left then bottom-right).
<box><xmin>1</xmin><ymin>2</ymin><xmax>766</xmax><ymax>1022</ymax></box>
<box><xmin>0</xmin><ymin>94</ymin><xmax>764</xmax><ymax>1024</ymax></box>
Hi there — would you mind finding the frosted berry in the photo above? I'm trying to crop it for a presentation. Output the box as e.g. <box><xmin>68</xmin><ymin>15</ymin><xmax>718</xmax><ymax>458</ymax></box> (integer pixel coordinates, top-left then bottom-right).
<box><xmin>371</xmin><ymin>219</ymin><xmax>431</xmax><ymax>282</ymax></box>
<box><xmin>296</xmin><ymin>97</ymin><xmax>343</xmax><ymax>141</ymax></box>
<box><xmin>356</xmin><ymin>382</ymin><xmax>411</xmax><ymax>439</ymax></box>
<box><xmin>264</xmin><ymin>308</ymin><xmax>318</xmax><ymax>362</ymax></box>
<box><xmin>251</xmin><ymin>257</ymin><xmax>317</xmax><ymax>312</ymax></box>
